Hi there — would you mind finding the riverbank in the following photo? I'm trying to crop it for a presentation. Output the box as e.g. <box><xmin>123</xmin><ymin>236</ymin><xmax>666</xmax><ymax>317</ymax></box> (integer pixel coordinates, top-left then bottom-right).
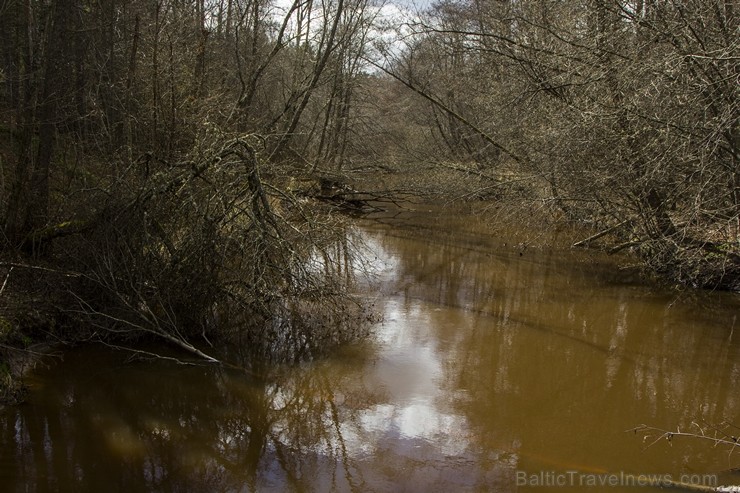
<box><xmin>0</xmin><ymin>256</ymin><xmax>85</xmax><ymax>405</ymax></box>
<box><xmin>1</xmin><ymin>181</ymin><xmax>737</xmax><ymax>406</ymax></box>
<box><xmin>353</xmin><ymin>165</ymin><xmax>740</xmax><ymax>292</ymax></box>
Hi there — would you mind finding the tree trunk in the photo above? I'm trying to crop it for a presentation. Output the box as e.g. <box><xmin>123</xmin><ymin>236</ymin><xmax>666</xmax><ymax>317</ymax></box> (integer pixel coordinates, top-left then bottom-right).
<box><xmin>5</xmin><ymin>0</ymin><xmax>69</xmax><ymax>253</ymax></box>
<box><xmin>4</xmin><ymin>0</ymin><xmax>35</xmax><ymax>249</ymax></box>
<box><xmin>26</xmin><ymin>0</ymin><xmax>71</xmax><ymax>253</ymax></box>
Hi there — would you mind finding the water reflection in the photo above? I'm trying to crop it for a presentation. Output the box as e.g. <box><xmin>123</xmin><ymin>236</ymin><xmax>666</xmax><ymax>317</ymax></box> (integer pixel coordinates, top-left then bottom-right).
<box><xmin>1</xmin><ymin>347</ymin><xmax>381</xmax><ymax>491</ymax></box>
<box><xmin>1</xmin><ymin>211</ymin><xmax>739</xmax><ymax>492</ymax></box>
<box><xmin>361</xmin><ymin>214</ymin><xmax>740</xmax><ymax>487</ymax></box>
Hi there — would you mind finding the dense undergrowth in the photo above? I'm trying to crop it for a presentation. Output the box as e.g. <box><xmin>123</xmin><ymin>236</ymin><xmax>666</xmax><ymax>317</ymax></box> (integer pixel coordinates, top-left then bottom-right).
<box><xmin>0</xmin><ymin>133</ymin><xmax>375</xmax><ymax>404</ymax></box>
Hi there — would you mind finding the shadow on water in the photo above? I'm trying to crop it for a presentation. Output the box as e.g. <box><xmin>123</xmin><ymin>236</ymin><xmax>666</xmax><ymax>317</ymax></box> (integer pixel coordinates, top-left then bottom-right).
<box><xmin>1</xmin><ymin>208</ymin><xmax>739</xmax><ymax>492</ymax></box>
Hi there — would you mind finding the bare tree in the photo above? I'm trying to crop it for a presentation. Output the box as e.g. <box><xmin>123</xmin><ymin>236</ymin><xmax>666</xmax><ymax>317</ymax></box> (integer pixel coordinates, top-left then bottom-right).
<box><xmin>368</xmin><ymin>0</ymin><xmax>739</xmax><ymax>288</ymax></box>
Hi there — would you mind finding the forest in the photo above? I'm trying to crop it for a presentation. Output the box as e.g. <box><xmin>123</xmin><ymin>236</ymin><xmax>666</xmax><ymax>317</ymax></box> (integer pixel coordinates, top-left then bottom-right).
<box><xmin>0</xmin><ymin>0</ymin><xmax>737</xmax><ymax>399</ymax></box>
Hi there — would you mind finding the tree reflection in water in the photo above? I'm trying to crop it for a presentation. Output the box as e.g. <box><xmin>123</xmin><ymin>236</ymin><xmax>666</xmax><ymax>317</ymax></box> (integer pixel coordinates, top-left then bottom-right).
<box><xmin>0</xmin><ymin>337</ymin><xmax>512</xmax><ymax>492</ymax></box>
<box><xmin>364</xmin><ymin>215</ymin><xmax>740</xmax><ymax>482</ymax></box>
<box><xmin>2</xmin><ymin>214</ymin><xmax>739</xmax><ymax>492</ymax></box>
<box><xmin>0</xmin><ymin>345</ymin><xmax>372</xmax><ymax>491</ymax></box>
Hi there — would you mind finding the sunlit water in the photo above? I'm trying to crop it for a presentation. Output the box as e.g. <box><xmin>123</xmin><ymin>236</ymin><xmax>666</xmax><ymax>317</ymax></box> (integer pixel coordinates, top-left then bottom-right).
<box><xmin>1</xmin><ymin>208</ymin><xmax>739</xmax><ymax>492</ymax></box>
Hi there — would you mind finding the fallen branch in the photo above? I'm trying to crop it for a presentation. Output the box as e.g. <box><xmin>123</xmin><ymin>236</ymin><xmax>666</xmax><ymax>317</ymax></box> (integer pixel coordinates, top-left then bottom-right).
<box><xmin>608</xmin><ymin>239</ymin><xmax>644</xmax><ymax>255</ymax></box>
<box><xmin>573</xmin><ymin>220</ymin><xmax>632</xmax><ymax>248</ymax></box>
<box><xmin>434</xmin><ymin>161</ymin><xmax>503</xmax><ymax>183</ymax></box>
<box><xmin>99</xmin><ymin>341</ymin><xmax>211</xmax><ymax>366</ymax></box>
<box><xmin>629</xmin><ymin>423</ymin><xmax>740</xmax><ymax>452</ymax></box>
<box><xmin>25</xmin><ymin>220</ymin><xmax>93</xmax><ymax>248</ymax></box>
<box><xmin>625</xmin><ymin>422</ymin><xmax>740</xmax><ymax>492</ymax></box>
<box><xmin>69</xmin><ymin>291</ymin><xmax>221</xmax><ymax>364</ymax></box>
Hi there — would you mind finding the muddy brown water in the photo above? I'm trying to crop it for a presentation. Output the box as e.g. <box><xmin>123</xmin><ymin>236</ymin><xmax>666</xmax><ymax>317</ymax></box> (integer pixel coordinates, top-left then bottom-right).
<box><xmin>1</xmin><ymin>208</ymin><xmax>739</xmax><ymax>492</ymax></box>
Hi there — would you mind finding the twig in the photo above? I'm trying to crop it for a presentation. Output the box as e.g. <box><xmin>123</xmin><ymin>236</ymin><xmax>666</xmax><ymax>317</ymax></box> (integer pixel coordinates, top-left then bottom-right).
<box><xmin>629</xmin><ymin>423</ymin><xmax>740</xmax><ymax>457</ymax></box>
<box><xmin>0</xmin><ymin>342</ymin><xmax>61</xmax><ymax>358</ymax></box>
<box><xmin>0</xmin><ymin>262</ymin><xmax>82</xmax><ymax>277</ymax></box>
<box><xmin>0</xmin><ymin>266</ymin><xmax>13</xmax><ymax>297</ymax></box>
<box><xmin>98</xmin><ymin>341</ymin><xmax>209</xmax><ymax>366</ymax></box>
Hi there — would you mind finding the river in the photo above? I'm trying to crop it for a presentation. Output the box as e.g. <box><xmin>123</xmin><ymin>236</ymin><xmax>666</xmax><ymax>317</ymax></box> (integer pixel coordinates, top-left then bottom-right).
<box><xmin>1</xmin><ymin>207</ymin><xmax>739</xmax><ymax>492</ymax></box>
